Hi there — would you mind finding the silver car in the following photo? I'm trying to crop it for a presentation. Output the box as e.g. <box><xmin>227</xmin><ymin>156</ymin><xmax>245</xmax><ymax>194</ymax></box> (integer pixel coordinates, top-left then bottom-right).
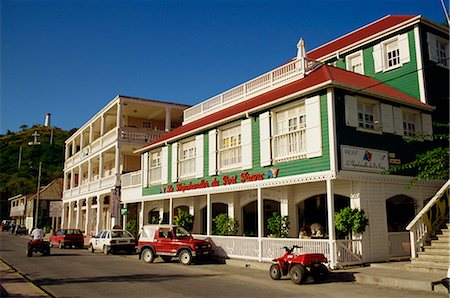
<box><xmin>89</xmin><ymin>229</ymin><xmax>135</xmax><ymax>255</ymax></box>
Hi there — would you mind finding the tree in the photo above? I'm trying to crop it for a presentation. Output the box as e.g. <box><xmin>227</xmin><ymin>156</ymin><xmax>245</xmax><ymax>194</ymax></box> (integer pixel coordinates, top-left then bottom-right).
<box><xmin>173</xmin><ymin>208</ymin><xmax>194</xmax><ymax>232</ymax></box>
<box><xmin>335</xmin><ymin>207</ymin><xmax>369</xmax><ymax>239</ymax></box>
<box><xmin>267</xmin><ymin>212</ymin><xmax>290</xmax><ymax>238</ymax></box>
<box><xmin>19</xmin><ymin>124</ymin><xmax>28</xmax><ymax>131</ymax></box>
<box><xmin>126</xmin><ymin>219</ymin><xmax>138</xmax><ymax>237</ymax></box>
<box><xmin>212</xmin><ymin>213</ymin><xmax>239</xmax><ymax>236</ymax></box>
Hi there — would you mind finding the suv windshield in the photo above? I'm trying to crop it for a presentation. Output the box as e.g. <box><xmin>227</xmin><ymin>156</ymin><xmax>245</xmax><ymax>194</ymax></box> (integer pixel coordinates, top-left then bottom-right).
<box><xmin>173</xmin><ymin>226</ymin><xmax>190</xmax><ymax>237</ymax></box>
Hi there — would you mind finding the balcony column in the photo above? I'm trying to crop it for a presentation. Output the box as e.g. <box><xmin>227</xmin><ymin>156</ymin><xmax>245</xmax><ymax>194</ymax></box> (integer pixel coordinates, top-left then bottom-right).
<box><xmin>68</xmin><ymin>202</ymin><xmax>74</xmax><ymax>228</ymax></box>
<box><xmin>75</xmin><ymin>199</ymin><xmax>83</xmax><ymax>229</ymax></box>
<box><xmin>84</xmin><ymin>198</ymin><xmax>91</xmax><ymax>235</ymax></box>
<box><xmin>89</xmin><ymin>124</ymin><xmax>93</xmax><ymax>143</ymax></box>
<box><xmin>100</xmin><ymin>115</ymin><xmax>105</xmax><ymax>137</ymax></box>
<box><xmin>122</xmin><ymin>203</ymin><xmax>127</xmax><ymax>229</ymax></box>
<box><xmin>88</xmin><ymin>160</ymin><xmax>92</xmax><ymax>184</ymax></box>
<box><xmin>65</xmin><ymin>144</ymin><xmax>70</xmax><ymax>159</ymax></box>
<box><xmin>115</xmin><ymin>101</ymin><xmax>123</xmax><ymax>186</ymax></box>
<box><xmin>61</xmin><ymin>202</ymin><xmax>67</xmax><ymax>228</ymax></box>
<box><xmin>70</xmin><ymin>169</ymin><xmax>75</xmax><ymax>189</ymax></box>
<box><xmin>169</xmin><ymin>198</ymin><xmax>173</xmax><ymax>225</ymax></box>
<box><xmin>96</xmin><ymin>196</ymin><xmax>103</xmax><ymax>234</ymax></box>
<box><xmin>165</xmin><ymin>107</ymin><xmax>171</xmax><ymax>132</ymax></box>
<box><xmin>78</xmin><ymin>165</ymin><xmax>82</xmax><ymax>186</ymax></box>
<box><xmin>257</xmin><ymin>187</ymin><xmax>263</xmax><ymax>262</ymax></box>
<box><xmin>99</xmin><ymin>153</ymin><xmax>104</xmax><ymax>179</ymax></box>
<box><xmin>71</xmin><ymin>140</ymin><xmax>75</xmax><ymax>156</ymax></box>
<box><xmin>326</xmin><ymin>179</ymin><xmax>337</xmax><ymax>269</ymax></box>
<box><xmin>139</xmin><ymin>201</ymin><xmax>145</xmax><ymax>230</ymax></box>
<box><xmin>80</xmin><ymin>132</ymin><xmax>84</xmax><ymax>152</ymax></box>
<box><xmin>206</xmin><ymin>194</ymin><xmax>211</xmax><ymax>236</ymax></box>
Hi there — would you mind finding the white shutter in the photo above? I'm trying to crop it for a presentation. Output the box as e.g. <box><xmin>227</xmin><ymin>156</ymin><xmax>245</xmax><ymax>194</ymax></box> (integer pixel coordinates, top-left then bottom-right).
<box><xmin>427</xmin><ymin>33</ymin><xmax>438</xmax><ymax>62</ymax></box>
<box><xmin>241</xmin><ymin>118</ymin><xmax>253</xmax><ymax>169</ymax></box>
<box><xmin>195</xmin><ymin>135</ymin><xmax>204</xmax><ymax>178</ymax></box>
<box><xmin>259</xmin><ymin>111</ymin><xmax>272</xmax><ymax>167</ymax></box>
<box><xmin>305</xmin><ymin>96</ymin><xmax>322</xmax><ymax>158</ymax></box>
<box><xmin>372</xmin><ymin>43</ymin><xmax>383</xmax><ymax>72</ymax></box>
<box><xmin>345</xmin><ymin>95</ymin><xmax>358</xmax><ymax>127</ymax></box>
<box><xmin>171</xmin><ymin>143</ymin><xmax>178</xmax><ymax>182</ymax></box>
<box><xmin>380</xmin><ymin>103</ymin><xmax>394</xmax><ymax>133</ymax></box>
<box><xmin>142</xmin><ymin>152</ymin><xmax>148</xmax><ymax>187</ymax></box>
<box><xmin>161</xmin><ymin>146</ymin><xmax>169</xmax><ymax>184</ymax></box>
<box><xmin>421</xmin><ymin>113</ymin><xmax>433</xmax><ymax>140</ymax></box>
<box><xmin>399</xmin><ymin>33</ymin><xmax>410</xmax><ymax>64</ymax></box>
<box><xmin>393</xmin><ymin>107</ymin><xmax>404</xmax><ymax>136</ymax></box>
<box><xmin>208</xmin><ymin>129</ymin><xmax>217</xmax><ymax>176</ymax></box>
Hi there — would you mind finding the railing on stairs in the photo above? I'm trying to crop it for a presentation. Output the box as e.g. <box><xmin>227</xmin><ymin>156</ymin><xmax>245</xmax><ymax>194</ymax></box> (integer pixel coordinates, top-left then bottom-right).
<box><xmin>406</xmin><ymin>179</ymin><xmax>450</xmax><ymax>258</ymax></box>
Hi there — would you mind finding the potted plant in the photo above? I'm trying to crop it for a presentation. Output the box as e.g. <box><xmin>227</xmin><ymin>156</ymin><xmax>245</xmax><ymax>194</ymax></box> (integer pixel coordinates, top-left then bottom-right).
<box><xmin>335</xmin><ymin>207</ymin><xmax>369</xmax><ymax>239</ymax></box>
<box><xmin>267</xmin><ymin>212</ymin><xmax>290</xmax><ymax>238</ymax></box>
<box><xmin>212</xmin><ymin>213</ymin><xmax>239</xmax><ymax>236</ymax></box>
<box><xmin>173</xmin><ymin>208</ymin><xmax>194</xmax><ymax>232</ymax></box>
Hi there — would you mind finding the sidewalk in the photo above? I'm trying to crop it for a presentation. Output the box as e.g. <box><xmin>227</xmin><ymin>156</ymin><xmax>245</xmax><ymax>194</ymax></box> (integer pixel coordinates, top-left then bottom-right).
<box><xmin>0</xmin><ymin>259</ymin><xmax>49</xmax><ymax>297</ymax></box>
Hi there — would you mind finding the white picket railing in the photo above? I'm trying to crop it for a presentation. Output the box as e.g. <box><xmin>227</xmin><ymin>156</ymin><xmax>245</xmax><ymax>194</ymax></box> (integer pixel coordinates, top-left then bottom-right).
<box><xmin>183</xmin><ymin>58</ymin><xmax>321</xmax><ymax>124</ymax></box>
<box><xmin>120</xmin><ymin>127</ymin><xmax>166</xmax><ymax>143</ymax></box>
<box><xmin>388</xmin><ymin>232</ymin><xmax>410</xmax><ymax>259</ymax></box>
<box><xmin>406</xmin><ymin>180</ymin><xmax>450</xmax><ymax>258</ymax></box>
<box><xmin>121</xmin><ymin>171</ymin><xmax>141</xmax><ymax>189</ymax></box>
<box><xmin>335</xmin><ymin>239</ymin><xmax>364</xmax><ymax>265</ymax></box>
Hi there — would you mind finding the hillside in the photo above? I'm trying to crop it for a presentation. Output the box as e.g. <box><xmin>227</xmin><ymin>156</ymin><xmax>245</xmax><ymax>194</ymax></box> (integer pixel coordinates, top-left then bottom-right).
<box><xmin>0</xmin><ymin>126</ymin><xmax>72</xmax><ymax>197</ymax></box>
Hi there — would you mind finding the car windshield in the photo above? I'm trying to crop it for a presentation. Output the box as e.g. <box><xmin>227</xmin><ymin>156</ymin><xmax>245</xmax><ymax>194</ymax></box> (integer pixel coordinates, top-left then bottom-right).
<box><xmin>111</xmin><ymin>230</ymin><xmax>133</xmax><ymax>238</ymax></box>
<box><xmin>173</xmin><ymin>226</ymin><xmax>190</xmax><ymax>237</ymax></box>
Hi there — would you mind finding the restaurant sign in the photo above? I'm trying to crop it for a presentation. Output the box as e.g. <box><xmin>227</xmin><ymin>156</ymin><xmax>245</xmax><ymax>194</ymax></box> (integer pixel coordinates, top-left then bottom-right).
<box><xmin>341</xmin><ymin>145</ymin><xmax>389</xmax><ymax>173</ymax></box>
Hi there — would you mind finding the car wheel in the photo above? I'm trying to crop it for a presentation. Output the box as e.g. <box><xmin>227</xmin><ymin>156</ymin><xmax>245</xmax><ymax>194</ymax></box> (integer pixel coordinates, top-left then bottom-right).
<box><xmin>103</xmin><ymin>245</ymin><xmax>110</xmax><ymax>255</ymax></box>
<box><xmin>269</xmin><ymin>264</ymin><xmax>282</xmax><ymax>280</ymax></box>
<box><xmin>179</xmin><ymin>250</ymin><xmax>192</xmax><ymax>265</ymax></box>
<box><xmin>311</xmin><ymin>264</ymin><xmax>329</xmax><ymax>283</ymax></box>
<box><xmin>58</xmin><ymin>241</ymin><xmax>64</xmax><ymax>249</ymax></box>
<box><xmin>289</xmin><ymin>264</ymin><xmax>306</xmax><ymax>284</ymax></box>
<box><xmin>89</xmin><ymin>244</ymin><xmax>95</xmax><ymax>253</ymax></box>
<box><xmin>142</xmin><ymin>248</ymin><xmax>155</xmax><ymax>263</ymax></box>
<box><xmin>161</xmin><ymin>256</ymin><xmax>172</xmax><ymax>263</ymax></box>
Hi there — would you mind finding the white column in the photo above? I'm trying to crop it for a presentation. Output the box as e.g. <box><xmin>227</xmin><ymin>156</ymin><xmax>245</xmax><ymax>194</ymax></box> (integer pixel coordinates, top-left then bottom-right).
<box><xmin>99</xmin><ymin>153</ymin><xmax>104</xmax><ymax>178</ymax></box>
<box><xmin>169</xmin><ymin>198</ymin><xmax>173</xmax><ymax>225</ymax></box>
<box><xmin>227</xmin><ymin>202</ymin><xmax>234</xmax><ymax>218</ymax></box>
<box><xmin>80</xmin><ymin>133</ymin><xmax>84</xmax><ymax>151</ymax></box>
<box><xmin>65</xmin><ymin>144</ymin><xmax>70</xmax><ymax>159</ymax></box>
<box><xmin>165</xmin><ymin>107</ymin><xmax>172</xmax><ymax>132</ymax></box>
<box><xmin>206</xmin><ymin>194</ymin><xmax>212</xmax><ymax>236</ymax></box>
<box><xmin>326</xmin><ymin>179</ymin><xmax>337</xmax><ymax>269</ymax></box>
<box><xmin>76</xmin><ymin>200</ymin><xmax>82</xmax><ymax>229</ymax></box>
<box><xmin>122</xmin><ymin>203</ymin><xmax>127</xmax><ymax>228</ymax></box>
<box><xmin>115</xmin><ymin>102</ymin><xmax>122</xmax><ymax>187</ymax></box>
<box><xmin>61</xmin><ymin>203</ymin><xmax>67</xmax><ymax>228</ymax></box>
<box><xmin>89</xmin><ymin>124</ymin><xmax>93</xmax><ymax>143</ymax></box>
<box><xmin>85</xmin><ymin>198</ymin><xmax>92</xmax><ymax>235</ymax></box>
<box><xmin>139</xmin><ymin>201</ymin><xmax>145</xmax><ymax>230</ymax></box>
<box><xmin>100</xmin><ymin>115</ymin><xmax>105</xmax><ymax>136</ymax></box>
<box><xmin>70</xmin><ymin>169</ymin><xmax>74</xmax><ymax>189</ymax></box>
<box><xmin>257</xmin><ymin>187</ymin><xmax>263</xmax><ymax>262</ymax></box>
<box><xmin>189</xmin><ymin>206</ymin><xmax>194</xmax><ymax>216</ymax></box>
<box><xmin>88</xmin><ymin>160</ymin><xmax>92</xmax><ymax>183</ymax></box>
<box><xmin>68</xmin><ymin>202</ymin><xmax>74</xmax><ymax>228</ymax></box>
<box><xmin>96</xmin><ymin>196</ymin><xmax>103</xmax><ymax>234</ymax></box>
<box><xmin>159</xmin><ymin>208</ymin><xmax>164</xmax><ymax>224</ymax></box>
<box><xmin>280</xmin><ymin>198</ymin><xmax>288</xmax><ymax>217</ymax></box>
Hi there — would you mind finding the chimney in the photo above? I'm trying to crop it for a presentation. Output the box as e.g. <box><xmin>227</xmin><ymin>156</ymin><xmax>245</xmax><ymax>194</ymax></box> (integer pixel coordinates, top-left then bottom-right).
<box><xmin>44</xmin><ymin>113</ymin><xmax>51</xmax><ymax>127</ymax></box>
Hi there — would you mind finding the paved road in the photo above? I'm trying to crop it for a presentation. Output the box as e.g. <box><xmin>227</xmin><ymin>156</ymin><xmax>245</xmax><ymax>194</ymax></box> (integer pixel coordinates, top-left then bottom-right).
<box><xmin>0</xmin><ymin>233</ymin><xmax>444</xmax><ymax>298</ymax></box>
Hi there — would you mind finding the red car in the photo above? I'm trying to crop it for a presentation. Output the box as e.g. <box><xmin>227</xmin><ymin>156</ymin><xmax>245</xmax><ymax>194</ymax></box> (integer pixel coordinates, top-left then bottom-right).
<box><xmin>50</xmin><ymin>229</ymin><xmax>84</xmax><ymax>249</ymax></box>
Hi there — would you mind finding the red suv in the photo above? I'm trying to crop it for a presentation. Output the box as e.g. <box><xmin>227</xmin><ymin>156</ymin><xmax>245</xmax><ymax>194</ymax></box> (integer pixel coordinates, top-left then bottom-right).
<box><xmin>137</xmin><ymin>225</ymin><xmax>213</xmax><ymax>265</ymax></box>
<box><xmin>50</xmin><ymin>229</ymin><xmax>84</xmax><ymax>249</ymax></box>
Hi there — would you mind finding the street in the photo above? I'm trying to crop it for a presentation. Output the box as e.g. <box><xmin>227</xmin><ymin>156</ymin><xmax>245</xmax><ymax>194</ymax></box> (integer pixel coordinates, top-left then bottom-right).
<box><xmin>0</xmin><ymin>233</ymin><xmax>445</xmax><ymax>298</ymax></box>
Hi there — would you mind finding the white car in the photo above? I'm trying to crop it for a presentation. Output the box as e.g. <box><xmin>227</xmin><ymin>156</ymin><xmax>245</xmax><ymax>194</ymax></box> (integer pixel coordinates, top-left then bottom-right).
<box><xmin>88</xmin><ymin>229</ymin><xmax>135</xmax><ymax>255</ymax></box>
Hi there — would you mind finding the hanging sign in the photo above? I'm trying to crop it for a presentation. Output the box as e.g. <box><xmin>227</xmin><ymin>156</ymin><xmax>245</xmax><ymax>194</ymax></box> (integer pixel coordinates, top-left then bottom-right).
<box><xmin>341</xmin><ymin>145</ymin><xmax>389</xmax><ymax>173</ymax></box>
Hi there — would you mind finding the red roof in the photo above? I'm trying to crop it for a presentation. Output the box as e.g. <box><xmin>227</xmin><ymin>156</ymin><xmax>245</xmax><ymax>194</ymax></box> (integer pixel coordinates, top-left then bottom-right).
<box><xmin>308</xmin><ymin>15</ymin><xmax>417</xmax><ymax>60</ymax></box>
<box><xmin>138</xmin><ymin>65</ymin><xmax>430</xmax><ymax>151</ymax></box>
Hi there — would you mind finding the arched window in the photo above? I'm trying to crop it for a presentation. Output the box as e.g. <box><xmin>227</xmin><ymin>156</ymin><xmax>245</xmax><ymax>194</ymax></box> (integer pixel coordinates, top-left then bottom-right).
<box><xmin>386</xmin><ymin>195</ymin><xmax>416</xmax><ymax>232</ymax></box>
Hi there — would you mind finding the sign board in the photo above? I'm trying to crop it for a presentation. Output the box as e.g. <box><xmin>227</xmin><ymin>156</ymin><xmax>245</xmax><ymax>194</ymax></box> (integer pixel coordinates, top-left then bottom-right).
<box><xmin>49</xmin><ymin>201</ymin><xmax>62</xmax><ymax>217</ymax></box>
<box><xmin>341</xmin><ymin>145</ymin><xmax>389</xmax><ymax>173</ymax></box>
<box><xmin>120</xmin><ymin>208</ymin><xmax>128</xmax><ymax>216</ymax></box>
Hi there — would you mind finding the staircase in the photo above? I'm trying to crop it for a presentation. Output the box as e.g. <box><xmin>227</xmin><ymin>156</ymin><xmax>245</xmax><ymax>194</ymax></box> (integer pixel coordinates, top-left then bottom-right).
<box><xmin>407</xmin><ymin>223</ymin><xmax>450</xmax><ymax>273</ymax></box>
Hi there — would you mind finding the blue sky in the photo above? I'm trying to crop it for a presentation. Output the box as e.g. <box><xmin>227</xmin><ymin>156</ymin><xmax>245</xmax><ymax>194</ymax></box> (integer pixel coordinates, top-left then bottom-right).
<box><xmin>1</xmin><ymin>0</ymin><xmax>447</xmax><ymax>133</ymax></box>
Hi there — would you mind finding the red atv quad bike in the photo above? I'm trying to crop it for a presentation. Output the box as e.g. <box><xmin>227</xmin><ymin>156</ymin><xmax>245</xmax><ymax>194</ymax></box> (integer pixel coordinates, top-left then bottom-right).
<box><xmin>269</xmin><ymin>245</ymin><xmax>329</xmax><ymax>284</ymax></box>
<box><xmin>27</xmin><ymin>239</ymin><xmax>51</xmax><ymax>257</ymax></box>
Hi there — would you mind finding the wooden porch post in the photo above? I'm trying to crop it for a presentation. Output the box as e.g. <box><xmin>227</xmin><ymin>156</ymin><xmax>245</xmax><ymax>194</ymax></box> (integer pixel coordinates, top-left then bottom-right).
<box><xmin>206</xmin><ymin>194</ymin><xmax>212</xmax><ymax>236</ymax></box>
<box><xmin>326</xmin><ymin>179</ymin><xmax>337</xmax><ymax>269</ymax></box>
<box><xmin>139</xmin><ymin>201</ymin><xmax>145</xmax><ymax>230</ymax></box>
<box><xmin>169</xmin><ymin>198</ymin><xmax>173</xmax><ymax>225</ymax></box>
<box><xmin>257</xmin><ymin>187</ymin><xmax>263</xmax><ymax>262</ymax></box>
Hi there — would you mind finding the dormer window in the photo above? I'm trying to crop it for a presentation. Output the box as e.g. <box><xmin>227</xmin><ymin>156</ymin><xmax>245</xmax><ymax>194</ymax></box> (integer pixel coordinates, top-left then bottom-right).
<box><xmin>346</xmin><ymin>50</ymin><xmax>364</xmax><ymax>74</ymax></box>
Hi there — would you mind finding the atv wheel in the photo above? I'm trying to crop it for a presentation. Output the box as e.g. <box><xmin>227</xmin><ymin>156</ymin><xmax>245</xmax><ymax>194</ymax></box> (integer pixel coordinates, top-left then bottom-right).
<box><xmin>27</xmin><ymin>247</ymin><xmax>33</xmax><ymax>257</ymax></box>
<box><xmin>161</xmin><ymin>256</ymin><xmax>172</xmax><ymax>263</ymax></box>
<box><xmin>142</xmin><ymin>248</ymin><xmax>155</xmax><ymax>263</ymax></box>
<box><xmin>311</xmin><ymin>264</ymin><xmax>329</xmax><ymax>283</ymax></box>
<box><xmin>289</xmin><ymin>264</ymin><xmax>306</xmax><ymax>284</ymax></box>
<box><xmin>269</xmin><ymin>264</ymin><xmax>282</xmax><ymax>280</ymax></box>
<box><xmin>179</xmin><ymin>250</ymin><xmax>192</xmax><ymax>265</ymax></box>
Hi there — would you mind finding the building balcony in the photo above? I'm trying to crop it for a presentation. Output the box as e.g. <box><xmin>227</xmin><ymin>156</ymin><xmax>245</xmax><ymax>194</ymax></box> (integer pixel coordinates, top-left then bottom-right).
<box><xmin>121</xmin><ymin>170</ymin><xmax>142</xmax><ymax>202</ymax></box>
<box><xmin>119</xmin><ymin>127</ymin><xmax>166</xmax><ymax>144</ymax></box>
<box><xmin>63</xmin><ymin>174</ymin><xmax>117</xmax><ymax>200</ymax></box>
<box><xmin>10</xmin><ymin>205</ymin><xmax>25</xmax><ymax>217</ymax></box>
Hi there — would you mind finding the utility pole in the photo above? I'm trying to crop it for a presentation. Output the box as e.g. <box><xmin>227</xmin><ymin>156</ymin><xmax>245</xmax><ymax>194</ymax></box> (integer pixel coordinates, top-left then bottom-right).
<box><xmin>34</xmin><ymin>162</ymin><xmax>42</xmax><ymax>228</ymax></box>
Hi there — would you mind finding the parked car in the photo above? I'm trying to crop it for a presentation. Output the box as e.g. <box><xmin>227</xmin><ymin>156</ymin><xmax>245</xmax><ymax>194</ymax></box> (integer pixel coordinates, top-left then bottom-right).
<box><xmin>137</xmin><ymin>224</ymin><xmax>213</xmax><ymax>265</ymax></box>
<box><xmin>89</xmin><ymin>229</ymin><xmax>135</xmax><ymax>255</ymax></box>
<box><xmin>50</xmin><ymin>228</ymin><xmax>84</xmax><ymax>249</ymax></box>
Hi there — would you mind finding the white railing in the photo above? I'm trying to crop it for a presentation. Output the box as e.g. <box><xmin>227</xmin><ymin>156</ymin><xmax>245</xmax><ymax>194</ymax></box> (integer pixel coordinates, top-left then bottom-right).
<box><xmin>121</xmin><ymin>170</ymin><xmax>141</xmax><ymax>189</ymax></box>
<box><xmin>91</xmin><ymin>138</ymin><xmax>101</xmax><ymax>154</ymax></box>
<box><xmin>219</xmin><ymin>146</ymin><xmax>242</xmax><ymax>169</ymax></box>
<box><xmin>179</xmin><ymin>158</ymin><xmax>195</xmax><ymax>178</ymax></box>
<box><xmin>194</xmin><ymin>235</ymin><xmax>260</xmax><ymax>260</ymax></box>
<box><xmin>183</xmin><ymin>58</ymin><xmax>321</xmax><ymax>124</ymax></box>
<box><xmin>335</xmin><ymin>239</ymin><xmax>364</xmax><ymax>265</ymax></box>
<box><xmin>100</xmin><ymin>175</ymin><xmax>116</xmax><ymax>188</ymax></box>
<box><xmin>102</xmin><ymin>129</ymin><xmax>117</xmax><ymax>148</ymax></box>
<box><xmin>65</xmin><ymin>156</ymin><xmax>74</xmax><ymax>168</ymax></box>
<box><xmin>120</xmin><ymin>127</ymin><xmax>166</xmax><ymax>143</ymax></box>
<box><xmin>406</xmin><ymin>179</ymin><xmax>449</xmax><ymax>258</ymax></box>
<box><xmin>273</xmin><ymin>129</ymin><xmax>306</xmax><ymax>162</ymax></box>
<box><xmin>149</xmin><ymin>168</ymin><xmax>161</xmax><ymax>183</ymax></box>
<box><xmin>261</xmin><ymin>238</ymin><xmax>330</xmax><ymax>261</ymax></box>
<box><xmin>388</xmin><ymin>232</ymin><xmax>410</xmax><ymax>259</ymax></box>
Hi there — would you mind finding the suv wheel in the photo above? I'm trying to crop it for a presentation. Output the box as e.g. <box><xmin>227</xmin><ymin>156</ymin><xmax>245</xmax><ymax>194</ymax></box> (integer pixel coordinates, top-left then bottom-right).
<box><xmin>142</xmin><ymin>248</ymin><xmax>155</xmax><ymax>263</ymax></box>
<box><xmin>103</xmin><ymin>245</ymin><xmax>110</xmax><ymax>255</ymax></box>
<box><xmin>179</xmin><ymin>250</ymin><xmax>192</xmax><ymax>265</ymax></box>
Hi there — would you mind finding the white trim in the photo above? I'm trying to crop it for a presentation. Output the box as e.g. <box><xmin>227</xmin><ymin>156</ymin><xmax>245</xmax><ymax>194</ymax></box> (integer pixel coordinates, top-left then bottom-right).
<box><xmin>208</xmin><ymin>129</ymin><xmax>217</xmax><ymax>176</ymax></box>
<box><xmin>259</xmin><ymin>111</ymin><xmax>272</xmax><ymax>167</ymax></box>
<box><xmin>414</xmin><ymin>26</ymin><xmax>426</xmax><ymax>103</ymax></box>
<box><xmin>142</xmin><ymin>152</ymin><xmax>148</xmax><ymax>188</ymax></box>
<box><xmin>241</xmin><ymin>118</ymin><xmax>253</xmax><ymax>170</ymax></box>
<box><xmin>195</xmin><ymin>135</ymin><xmax>204</xmax><ymax>178</ymax></box>
<box><xmin>344</xmin><ymin>95</ymin><xmax>358</xmax><ymax>127</ymax></box>
<box><xmin>345</xmin><ymin>50</ymin><xmax>365</xmax><ymax>74</ymax></box>
<box><xmin>171</xmin><ymin>142</ymin><xmax>178</xmax><ymax>183</ymax></box>
<box><xmin>327</xmin><ymin>89</ymin><xmax>337</xmax><ymax>174</ymax></box>
<box><xmin>161</xmin><ymin>146</ymin><xmax>169</xmax><ymax>184</ymax></box>
<box><xmin>305</xmin><ymin>95</ymin><xmax>322</xmax><ymax>158</ymax></box>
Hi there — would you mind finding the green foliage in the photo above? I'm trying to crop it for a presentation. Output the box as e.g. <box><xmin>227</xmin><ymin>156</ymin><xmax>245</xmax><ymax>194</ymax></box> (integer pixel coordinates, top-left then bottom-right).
<box><xmin>150</xmin><ymin>213</ymin><xmax>161</xmax><ymax>224</ymax></box>
<box><xmin>213</xmin><ymin>213</ymin><xmax>239</xmax><ymax>236</ymax></box>
<box><xmin>267</xmin><ymin>212</ymin><xmax>290</xmax><ymax>238</ymax></box>
<box><xmin>335</xmin><ymin>207</ymin><xmax>369</xmax><ymax>238</ymax></box>
<box><xmin>126</xmin><ymin>219</ymin><xmax>138</xmax><ymax>237</ymax></box>
<box><xmin>173</xmin><ymin>208</ymin><xmax>194</xmax><ymax>231</ymax></box>
<box><xmin>0</xmin><ymin>126</ymin><xmax>71</xmax><ymax>196</ymax></box>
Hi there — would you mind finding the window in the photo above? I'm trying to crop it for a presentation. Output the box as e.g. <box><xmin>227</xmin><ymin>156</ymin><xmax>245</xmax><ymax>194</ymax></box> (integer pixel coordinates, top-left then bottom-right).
<box><xmin>373</xmin><ymin>33</ymin><xmax>410</xmax><ymax>72</ymax></box>
<box><xmin>346</xmin><ymin>51</ymin><xmax>364</xmax><ymax>74</ymax></box>
<box><xmin>402</xmin><ymin>110</ymin><xmax>421</xmax><ymax>137</ymax></box>
<box><xmin>142</xmin><ymin>121</ymin><xmax>152</xmax><ymax>128</ymax></box>
<box><xmin>384</xmin><ymin>39</ymin><xmax>400</xmax><ymax>69</ymax></box>
<box><xmin>357</xmin><ymin>101</ymin><xmax>378</xmax><ymax>130</ymax></box>
<box><xmin>148</xmin><ymin>150</ymin><xmax>162</xmax><ymax>183</ymax></box>
<box><xmin>436</xmin><ymin>39</ymin><xmax>448</xmax><ymax>67</ymax></box>
<box><xmin>219</xmin><ymin>125</ymin><xmax>242</xmax><ymax>170</ymax></box>
<box><xmin>273</xmin><ymin>104</ymin><xmax>307</xmax><ymax>161</ymax></box>
<box><xmin>179</xmin><ymin>140</ymin><xmax>196</xmax><ymax>178</ymax></box>
<box><xmin>427</xmin><ymin>32</ymin><xmax>449</xmax><ymax>68</ymax></box>
<box><xmin>345</xmin><ymin>95</ymin><xmax>381</xmax><ymax>133</ymax></box>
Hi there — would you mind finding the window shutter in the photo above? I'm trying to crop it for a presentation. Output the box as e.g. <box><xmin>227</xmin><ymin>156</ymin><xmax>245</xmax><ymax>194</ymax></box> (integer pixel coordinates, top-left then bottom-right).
<box><xmin>241</xmin><ymin>118</ymin><xmax>253</xmax><ymax>169</ymax></box>
<box><xmin>421</xmin><ymin>113</ymin><xmax>433</xmax><ymax>140</ymax></box>
<box><xmin>345</xmin><ymin>95</ymin><xmax>358</xmax><ymax>127</ymax></box>
<box><xmin>399</xmin><ymin>33</ymin><xmax>410</xmax><ymax>64</ymax></box>
<box><xmin>142</xmin><ymin>152</ymin><xmax>148</xmax><ymax>187</ymax></box>
<box><xmin>393</xmin><ymin>107</ymin><xmax>403</xmax><ymax>136</ymax></box>
<box><xmin>161</xmin><ymin>146</ymin><xmax>169</xmax><ymax>184</ymax></box>
<box><xmin>259</xmin><ymin>111</ymin><xmax>272</xmax><ymax>167</ymax></box>
<box><xmin>171</xmin><ymin>143</ymin><xmax>178</xmax><ymax>182</ymax></box>
<box><xmin>208</xmin><ymin>130</ymin><xmax>217</xmax><ymax>176</ymax></box>
<box><xmin>380</xmin><ymin>104</ymin><xmax>394</xmax><ymax>133</ymax></box>
<box><xmin>306</xmin><ymin>96</ymin><xmax>322</xmax><ymax>158</ymax></box>
<box><xmin>195</xmin><ymin>135</ymin><xmax>204</xmax><ymax>178</ymax></box>
<box><xmin>372</xmin><ymin>43</ymin><xmax>383</xmax><ymax>73</ymax></box>
<box><xmin>427</xmin><ymin>33</ymin><xmax>438</xmax><ymax>62</ymax></box>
